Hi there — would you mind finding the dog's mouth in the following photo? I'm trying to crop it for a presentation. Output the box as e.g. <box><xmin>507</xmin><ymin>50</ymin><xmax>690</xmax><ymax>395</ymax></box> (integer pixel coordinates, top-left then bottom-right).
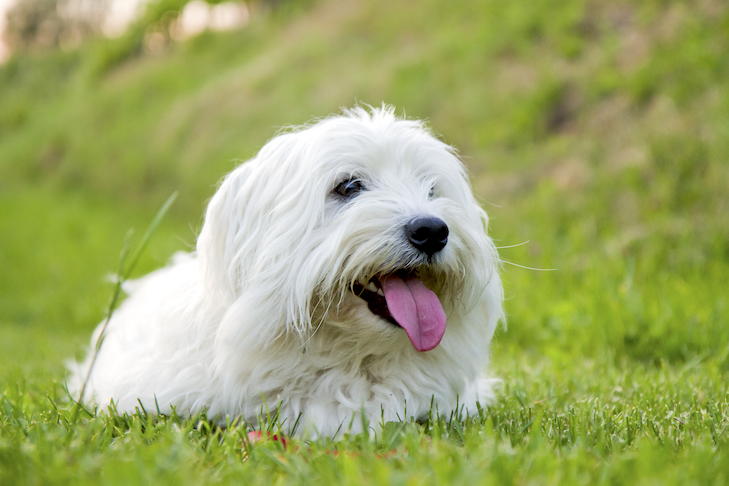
<box><xmin>352</xmin><ymin>272</ymin><xmax>447</xmax><ymax>352</ymax></box>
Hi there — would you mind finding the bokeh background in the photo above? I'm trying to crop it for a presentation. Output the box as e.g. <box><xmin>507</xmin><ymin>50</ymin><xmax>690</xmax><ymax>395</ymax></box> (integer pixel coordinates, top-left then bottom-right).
<box><xmin>0</xmin><ymin>0</ymin><xmax>727</xmax><ymax>455</ymax></box>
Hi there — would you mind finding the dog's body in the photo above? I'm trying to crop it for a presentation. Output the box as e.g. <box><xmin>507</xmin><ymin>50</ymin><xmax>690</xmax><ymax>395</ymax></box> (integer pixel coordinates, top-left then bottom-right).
<box><xmin>68</xmin><ymin>106</ymin><xmax>503</xmax><ymax>437</ymax></box>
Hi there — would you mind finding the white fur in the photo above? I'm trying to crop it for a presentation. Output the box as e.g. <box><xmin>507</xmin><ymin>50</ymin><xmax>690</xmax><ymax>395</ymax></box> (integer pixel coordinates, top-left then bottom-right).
<box><xmin>68</xmin><ymin>106</ymin><xmax>504</xmax><ymax>437</ymax></box>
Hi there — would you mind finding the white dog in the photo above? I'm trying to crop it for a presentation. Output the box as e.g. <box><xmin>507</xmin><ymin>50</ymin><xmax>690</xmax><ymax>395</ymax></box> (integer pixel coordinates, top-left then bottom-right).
<box><xmin>68</xmin><ymin>105</ymin><xmax>504</xmax><ymax>437</ymax></box>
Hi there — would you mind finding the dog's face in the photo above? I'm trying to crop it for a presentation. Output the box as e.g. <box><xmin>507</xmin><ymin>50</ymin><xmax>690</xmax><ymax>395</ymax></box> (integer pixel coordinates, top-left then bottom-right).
<box><xmin>198</xmin><ymin>107</ymin><xmax>500</xmax><ymax>356</ymax></box>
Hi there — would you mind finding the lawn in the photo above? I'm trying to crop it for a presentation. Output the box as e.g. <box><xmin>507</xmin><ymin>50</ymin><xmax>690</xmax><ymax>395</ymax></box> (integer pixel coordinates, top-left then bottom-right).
<box><xmin>1</xmin><ymin>0</ymin><xmax>728</xmax><ymax>483</ymax></box>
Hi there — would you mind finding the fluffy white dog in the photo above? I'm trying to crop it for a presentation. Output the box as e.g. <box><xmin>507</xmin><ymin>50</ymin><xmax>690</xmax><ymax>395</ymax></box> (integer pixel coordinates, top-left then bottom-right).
<box><xmin>68</xmin><ymin>105</ymin><xmax>503</xmax><ymax>437</ymax></box>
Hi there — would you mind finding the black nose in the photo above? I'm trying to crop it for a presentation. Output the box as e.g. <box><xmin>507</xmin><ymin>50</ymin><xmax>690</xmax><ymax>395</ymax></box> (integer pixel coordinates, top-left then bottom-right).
<box><xmin>405</xmin><ymin>216</ymin><xmax>449</xmax><ymax>256</ymax></box>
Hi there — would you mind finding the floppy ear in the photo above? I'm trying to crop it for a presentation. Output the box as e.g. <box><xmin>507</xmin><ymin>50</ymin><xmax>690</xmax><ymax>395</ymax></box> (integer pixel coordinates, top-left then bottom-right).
<box><xmin>197</xmin><ymin>133</ymin><xmax>322</xmax><ymax>307</ymax></box>
<box><xmin>197</xmin><ymin>136</ymin><xmax>339</xmax><ymax>378</ymax></box>
<box><xmin>198</xmin><ymin>131</ymin><xmax>333</xmax><ymax>356</ymax></box>
<box><xmin>196</xmin><ymin>162</ymin><xmax>256</xmax><ymax>303</ymax></box>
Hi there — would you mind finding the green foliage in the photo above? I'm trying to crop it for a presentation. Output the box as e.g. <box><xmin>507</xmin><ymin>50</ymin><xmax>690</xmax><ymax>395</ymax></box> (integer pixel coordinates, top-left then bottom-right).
<box><xmin>81</xmin><ymin>0</ymin><xmax>189</xmax><ymax>78</ymax></box>
<box><xmin>1</xmin><ymin>364</ymin><xmax>728</xmax><ymax>484</ymax></box>
<box><xmin>2</xmin><ymin>0</ymin><xmax>108</xmax><ymax>53</ymax></box>
<box><xmin>1</xmin><ymin>0</ymin><xmax>728</xmax><ymax>482</ymax></box>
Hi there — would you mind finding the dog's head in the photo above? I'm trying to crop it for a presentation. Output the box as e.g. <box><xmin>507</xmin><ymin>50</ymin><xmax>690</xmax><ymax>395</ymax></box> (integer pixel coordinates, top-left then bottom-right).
<box><xmin>198</xmin><ymin>106</ymin><xmax>502</xmax><ymax>356</ymax></box>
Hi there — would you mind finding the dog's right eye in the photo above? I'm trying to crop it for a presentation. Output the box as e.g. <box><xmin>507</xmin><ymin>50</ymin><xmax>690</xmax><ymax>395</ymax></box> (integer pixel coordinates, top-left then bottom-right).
<box><xmin>334</xmin><ymin>178</ymin><xmax>364</xmax><ymax>199</ymax></box>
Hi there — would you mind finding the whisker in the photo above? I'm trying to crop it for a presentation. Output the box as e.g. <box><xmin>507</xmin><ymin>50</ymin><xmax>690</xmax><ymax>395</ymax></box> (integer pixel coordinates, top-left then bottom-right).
<box><xmin>496</xmin><ymin>258</ymin><xmax>557</xmax><ymax>272</ymax></box>
<box><xmin>494</xmin><ymin>240</ymin><xmax>531</xmax><ymax>249</ymax></box>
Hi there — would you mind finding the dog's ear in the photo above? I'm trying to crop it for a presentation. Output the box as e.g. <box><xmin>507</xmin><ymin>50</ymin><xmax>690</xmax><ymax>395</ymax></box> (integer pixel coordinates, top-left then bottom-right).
<box><xmin>198</xmin><ymin>134</ymin><xmax>329</xmax><ymax>369</ymax></box>
<box><xmin>196</xmin><ymin>135</ymin><xmax>324</xmax><ymax>332</ymax></box>
<box><xmin>197</xmin><ymin>163</ymin><xmax>255</xmax><ymax>302</ymax></box>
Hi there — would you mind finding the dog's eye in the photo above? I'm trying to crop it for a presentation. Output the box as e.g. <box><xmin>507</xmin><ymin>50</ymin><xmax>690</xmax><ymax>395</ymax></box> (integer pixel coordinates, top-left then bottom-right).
<box><xmin>334</xmin><ymin>178</ymin><xmax>364</xmax><ymax>199</ymax></box>
<box><xmin>429</xmin><ymin>185</ymin><xmax>436</xmax><ymax>199</ymax></box>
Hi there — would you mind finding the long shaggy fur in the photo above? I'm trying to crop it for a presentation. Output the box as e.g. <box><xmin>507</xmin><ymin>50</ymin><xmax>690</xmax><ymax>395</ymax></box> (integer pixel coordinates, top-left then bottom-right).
<box><xmin>68</xmin><ymin>105</ymin><xmax>504</xmax><ymax>437</ymax></box>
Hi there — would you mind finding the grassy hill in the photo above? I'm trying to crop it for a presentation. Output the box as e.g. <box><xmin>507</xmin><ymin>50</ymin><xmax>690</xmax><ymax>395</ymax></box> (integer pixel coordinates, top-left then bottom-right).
<box><xmin>1</xmin><ymin>0</ymin><xmax>728</xmax><ymax>483</ymax></box>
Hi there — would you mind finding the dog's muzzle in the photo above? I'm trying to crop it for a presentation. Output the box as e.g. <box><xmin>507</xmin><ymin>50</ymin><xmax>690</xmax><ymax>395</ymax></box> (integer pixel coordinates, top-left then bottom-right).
<box><xmin>351</xmin><ymin>217</ymin><xmax>449</xmax><ymax>352</ymax></box>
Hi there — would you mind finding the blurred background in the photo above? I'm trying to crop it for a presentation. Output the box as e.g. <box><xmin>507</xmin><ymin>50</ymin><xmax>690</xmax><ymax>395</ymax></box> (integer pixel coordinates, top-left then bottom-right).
<box><xmin>0</xmin><ymin>0</ymin><xmax>727</xmax><ymax>384</ymax></box>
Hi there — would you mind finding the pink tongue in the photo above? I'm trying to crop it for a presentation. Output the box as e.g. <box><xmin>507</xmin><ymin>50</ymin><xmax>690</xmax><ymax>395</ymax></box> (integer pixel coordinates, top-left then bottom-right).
<box><xmin>380</xmin><ymin>274</ymin><xmax>447</xmax><ymax>352</ymax></box>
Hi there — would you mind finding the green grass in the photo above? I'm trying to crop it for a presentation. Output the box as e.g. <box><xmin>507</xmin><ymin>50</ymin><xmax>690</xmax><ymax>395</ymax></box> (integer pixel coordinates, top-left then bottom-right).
<box><xmin>2</xmin><ymin>362</ymin><xmax>728</xmax><ymax>484</ymax></box>
<box><xmin>1</xmin><ymin>0</ymin><xmax>728</xmax><ymax>483</ymax></box>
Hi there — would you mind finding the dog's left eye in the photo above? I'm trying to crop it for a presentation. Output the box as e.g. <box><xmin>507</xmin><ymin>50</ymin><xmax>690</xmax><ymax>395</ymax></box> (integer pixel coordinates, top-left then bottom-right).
<box><xmin>334</xmin><ymin>178</ymin><xmax>364</xmax><ymax>199</ymax></box>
